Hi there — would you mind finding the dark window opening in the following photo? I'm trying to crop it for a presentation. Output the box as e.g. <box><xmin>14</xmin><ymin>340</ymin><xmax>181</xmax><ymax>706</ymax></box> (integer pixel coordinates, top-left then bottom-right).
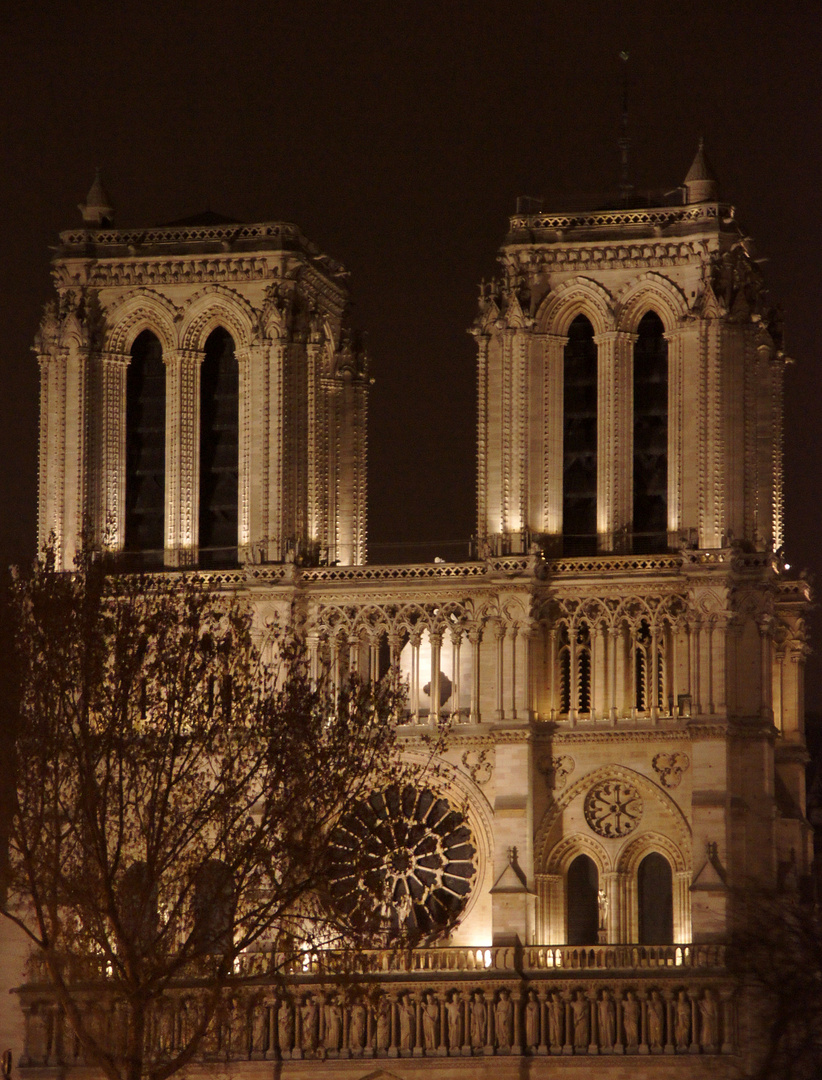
<box><xmin>637</xmin><ymin>852</ymin><xmax>674</xmax><ymax>944</ymax></box>
<box><xmin>125</xmin><ymin>330</ymin><xmax>165</xmax><ymax>555</ymax></box>
<box><xmin>191</xmin><ymin>860</ymin><xmax>234</xmax><ymax>955</ymax></box>
<box><xmin>567</xmin><ymin>853</ymin><xmax>599</xmax><ymax>945</ymax></box>
<box><xmin>199</xmin><ymin>328</ymin><xmax>238</xmax><ymax>564</ymax></box>
<box><xmin>563</xmin><ymin>316</ymin><xmax>598</xmax><ymax>555</ymax></box>
<box><xmin>633</xmin><ymin>312</ymin><xmax>668</xmax><ymax>552</ymax></box>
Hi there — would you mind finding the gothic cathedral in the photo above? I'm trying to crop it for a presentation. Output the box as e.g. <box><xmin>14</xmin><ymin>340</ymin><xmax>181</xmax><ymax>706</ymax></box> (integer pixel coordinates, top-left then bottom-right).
<box><xmin>10</xmin><ymin>143</ymin><xmax>812</xmax><ymax>1076</ymax></box>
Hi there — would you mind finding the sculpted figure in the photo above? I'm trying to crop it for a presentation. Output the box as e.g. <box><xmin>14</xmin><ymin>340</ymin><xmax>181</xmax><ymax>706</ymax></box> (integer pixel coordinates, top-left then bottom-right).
<box><xmin>277</xmin><ymin>1000</ymin><xmax>293</xmax><ymax>1053</ymax></box>
<box><xmin>398</xmin><ymin>993</ymin><xmax>414</xmax><ymax>1052</ymax></box>
<box><xmin>674</xmin><ymin>990</ymin><xmax>690</xmax><ymax>1050</ymax></box>
<box><xmin>548</xmin><ymin>992</ymin><xmax>563</xmax><ymax>1050</ymax></box>
<box><xmin>445</xmin><ymin>992</ymin><xmax>461</xmax><ymax>1049</ymax></box>
<box><xmin>422</xmin><ymin>992</ymin><xmax>438</xmax><ymax>1051</ymax></box>
<box><xmin>699</xmin><ymin>990</ymin><xmax>717</xmax><ymax>1049</ymax></box>
<box><xmin>375</xmin><ymin>997</ymin><xmax>390</xmax><ymax>1051</ymax></box>
<box><xmin>622</xmin><ymin>991</ymin><xmax>639</xmax><ymax>1048</ymax></box>
<box><xmin>349</xmin><ymin>1002</ymin><xmax>366</xmax><ymax>1051</ymax></box>
<box><xmin>301</xmin><ymin>995</ymin><xmax>318</xmax><ymax>1052</ymax></box>
<box><xmin>325</xmin><ymin>996</ymin><xmax>342</xmax><ymax>1051</ymax></box>
<box><xmin>252</xmin><ymin>1001</ymin><xmax>268</xmax><ymax>1054</ymax></box>
<box><xmin>495</xmin><ymin>989</ymin><xmax>513</xmax><ymax>1049</ymax></box>
<box><xmin>598</xmin><ymin>990</ymin><xmax>615</xmax><ymax>1050</ymax></box>
<box><xmin>572</xmin><ymin>991</ymin><xmax>589</xmax><ymax>1049</ymax></box>
<box><xmin>470</xmin><ymin>991</ymin><xmax>487</xmax><ymax>1049</ymax></box>
<box><xmin>525</xmin><ymin>990</ymin><xmax>539</xmax><ymax>1049</ymax></box>
<box><xmin>648</xmin><ymin>991</ymin><xmax>664</xmax><ymax>1051</ymax></box>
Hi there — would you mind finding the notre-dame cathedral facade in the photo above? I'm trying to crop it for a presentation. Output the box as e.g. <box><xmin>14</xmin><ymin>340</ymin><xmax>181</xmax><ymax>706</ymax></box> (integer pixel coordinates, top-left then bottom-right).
<box><xmin>4</xmin><ymin>144</ymin><xmax>811</xmax><ymax>1077</ymax></box>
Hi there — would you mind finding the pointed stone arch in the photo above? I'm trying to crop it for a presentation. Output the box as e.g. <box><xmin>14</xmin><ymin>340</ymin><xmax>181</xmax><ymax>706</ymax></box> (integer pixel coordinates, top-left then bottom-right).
<box><xmin>536</xmin><ymin>276</ymin><xmax>615</xmax><ymax>336</ymax></box>
<box><xmin>104</xmin><ymin>290</ymin><xmax>179</xmax><ymax>354</ymax></box>
<box><xmin>615</xmin><ymin>272</ymin><xmax>689</xmax><ymax>334</ymax></box>
<box><xmin>177</xmin><ymin>285</ymin><xmax>257</xmax><ymax>351</ymax></box>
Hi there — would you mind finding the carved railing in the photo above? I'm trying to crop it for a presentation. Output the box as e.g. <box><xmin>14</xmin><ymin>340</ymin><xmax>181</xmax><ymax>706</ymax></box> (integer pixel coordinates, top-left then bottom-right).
<box><xmin>18</xmin><ymin>944</ymin><xmax>735</xmax><ymax>1064</ymax></box>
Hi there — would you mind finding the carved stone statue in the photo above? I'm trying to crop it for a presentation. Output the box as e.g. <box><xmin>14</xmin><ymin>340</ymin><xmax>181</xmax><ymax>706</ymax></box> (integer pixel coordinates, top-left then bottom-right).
<box><xmin>252</xmin><ymin>1001</ymin><xmax>268</xmax><ymax>1055</ymax></box>
<box><xmin>597</xmin><ymin>888</ymin><xmax>609</xmax><ymax>929</ymax></box>
<box><xmin>375</xmin><ymin>997</ymin><xmax>390</xmax><ymax>1051</ymax></box>
<box><xmin>598</xmin><ymin>990</ymin><xmax>615</xmax><ymax>1050</ymax></box>
<box><xmin>674</xmin><ymin>990</ymin><xmax>690</xmax><ymax>1051</ymax></box>
<box><xmin>495</xmin><ymin>989</ymin><xmax>513</xmax><ymax>1049</ymax></box>
<box><xmin>622</xmin><ymin>991</ymin><xmax>639</xmax><ymax>1048</ymax></box>
<box><xmin>398</xmin><ymin>993</ymin><xmax>414</xmax><ymax>1052</ymax></box>
<box><xmin>324</xmin><ymin>996</ymin><xmax>342</xmax><ymax>1052</ymax></box>
<box><xmin>445</xmin><ymin>992</ymin><xmax>461</xmax><ymax>1050</ymax></box>
<box><xmin>470</xmin><ymin>991</ymin><xmax>487</xmax><ymax>1049</ymax></box>
<box><xmin>572</xmin><ymin>991</ymin><xmax>589</xmax><ymax>1049</ymax></box>
<box><xmin>699</xmin><ymin>990</ymin><xmax>717</xmax><ymax>1050</ymax></box>
<box><xmin>525</xmin><ymin>990</ymin><xmax>539</xmax><ymax>1049</ymax></box>
<box><xmin>277</xmin><ymin>1000</ymin><xmax>293</xmax><ymax>1053</ymax></box>
<box><xmin>422</xmin><ymin>992</ymin><xmax>438</xmax><ymax>1051</ymax></box>
<box><xmin>301</xmin><ymin>995</ymin><xmax>318</xmax><ymax>1052</ymax></box>
<box><xmin>548</xmin><ymin>992</ymin><xmax>563</xmax><ymax>1050</ymax></box>
<box><xmin>349</xmin><ymin>1002</ymin><xmax>366</xmax><ymax>1051</ymax></box>
<box><xmin>648</xmin><ymin>991</ymin><xmax>664</xmax><ymax>1051</ymax></box>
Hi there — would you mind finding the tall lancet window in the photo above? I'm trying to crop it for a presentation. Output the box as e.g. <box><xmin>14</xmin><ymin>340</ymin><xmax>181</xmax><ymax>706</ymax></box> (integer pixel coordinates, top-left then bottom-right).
<box><xmin>199</xmin><ymin>327</ymin><xmax>239</xmax><ymax>563</ymax></box>
<box><xmin>125</xmin><ymin>330</ymin><xmax>165</xmax><ymax>556</ymax></box>
<box><xmin>563</xmin><ymin>315</ymin><xmax>597</xmax><ymax>555</ymax></box>
<box><xmin>633</xmin><ymin>311</ymin><xmax>668</xmax><ymax>551</ymax></box>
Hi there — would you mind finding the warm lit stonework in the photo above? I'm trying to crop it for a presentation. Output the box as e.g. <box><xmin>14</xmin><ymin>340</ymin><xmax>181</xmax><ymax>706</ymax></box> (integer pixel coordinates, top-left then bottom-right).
<box><xmin>3</xmin><ymin>145</ymin><xmax>812</xmax><ymax>1076</ymax></box>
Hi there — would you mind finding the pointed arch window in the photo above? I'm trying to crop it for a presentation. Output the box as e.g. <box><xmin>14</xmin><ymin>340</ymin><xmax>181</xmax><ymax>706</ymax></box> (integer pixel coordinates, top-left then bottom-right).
<box><xmin>567</xmin><ymin>854</ymin><xmax>599</xmax><ymax>945</ymax></box>
<box><xmin>637</xmin><ymin>852</ymin><xmax>674</xmax><ymax>944</ymax></box>
<box><xmin>557</xmin><ymin>623</ymin><xmax>591</xmax><ymax>718</ymax></box>
<box><xmin>125</xmin><ymin>330</ymin><xmax>165</xmax><ymax>557</ymax></box>
<box><xmin>633</xmin><ymin>312</ymin><xmax>668</xmax><ymax>552</ymax></box>
<box><xmin>199</xmin><ymin>327</ymin><xmax>239</xmax><ymax>564</ymax></box>
<box><xmin>634</xmin><ymin>619</ymin><xmax>667</xmax><ymax>715</ymax></box>
<box><xmin>563</xmin><ymin>315</ymin><xmax>597</xmax><ymax>555</ymax></box>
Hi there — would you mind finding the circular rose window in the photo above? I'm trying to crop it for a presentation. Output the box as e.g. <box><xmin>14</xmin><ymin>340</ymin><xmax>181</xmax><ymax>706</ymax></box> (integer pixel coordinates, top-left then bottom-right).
<box><xmin>584</xmin><ymin>779</ymin><xmax>643</xmax><ymax>838</ymax></box>
<box><xmin>329</xmin><ymin>785</ymin><xmax>476</xmax><ymax>938</ymax></box>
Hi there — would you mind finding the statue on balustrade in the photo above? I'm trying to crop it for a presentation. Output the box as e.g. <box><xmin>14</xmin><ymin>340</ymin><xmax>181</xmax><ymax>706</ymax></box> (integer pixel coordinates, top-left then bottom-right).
<box><xmin>548</xmin><ymin>992</ymin><xmax>563</xmax><ymax>1051</ymax></box>
<box><xmin>525</xmin><ymin>990</ymin><xmax>539</xmax><ymax>1049</ymax></box>
<box><xmin>572</xmin><ymin>991</ymin><xmax>589</xmax><ymax>1050</ymax></box>
<box><xmin>349</xmin><ymin>1001</ymin><xmax>366</xmax><ymax>1052</ymax></box>
<box><xmin>495</xmin><ymin>989</ymin><xmax>513</xmax><ymax>1049</ymax></box>
<box><xmin>598</xmin><ymin>989</ymin><xmax>615</xmax><ymax>1051</ymax></box>
<box><xmin>622</xmin><ymin>991</ymin><xmax>639</xmax><ymax>1049</ymax></box>
<box><xmin>422</xmin><ymin>991</ymin><xmax>439</xmax><ymax>1051</ymax></box>
<box><xmin>699</xmin><ymin>990</ymin><xmax>717</xmax><ymax>1050</ymax></box>
<box><xmin>399</xmin><ymin>993</ymin><xmax>415</xmax><ymax>1052</ymax></box>
<box><xmin>445</xmin><ymin>991</ymin><xmax>461</xmax><ymax>1051</ymax></box>
<box><xmin>301</xmin><ymin>995</ymin><xmax>318</xmax><ymax>1053</ymax></box>
<box><xmin>375</xmin><ymin>997</ymin><xmax>390</xmax><ymax>1052</ymax></box>
<box><xmin>648</xmin><ymin>991</ymin><xmax>664</xmax><ymax>1052</ymax></box>
<box><xmin>324</xmin><ymin>995</ymin><xmax>343</xmax><ymax>1052</ymax></box>
<box><xmin>277</xmin><ymin>999</ymin><xmax>293</xmax><ymax>1054</ymax></box>
<box><xmin>675</xmin><ymin>990</ymin><xmax>690</xmax><ymax>1051</ymax></box>
<box><xmin>470</xmin><ymin>991</ymin><xmax>487</xmax><ymax>1049</ymax></box>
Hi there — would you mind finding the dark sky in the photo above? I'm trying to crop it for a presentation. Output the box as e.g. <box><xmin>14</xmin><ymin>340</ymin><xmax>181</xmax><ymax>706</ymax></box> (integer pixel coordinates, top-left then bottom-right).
<box><xmin>1</xmin><ymin>2</ymin><xmax>820</xmax><ymax>702</ymax></box>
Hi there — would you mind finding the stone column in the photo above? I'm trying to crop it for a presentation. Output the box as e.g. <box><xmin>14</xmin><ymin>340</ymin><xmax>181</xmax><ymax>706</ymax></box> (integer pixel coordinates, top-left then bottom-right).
<box><xmin>495</xmin><ymin>622</ymin><xmax>506</xmax><ymax>720</ymax></box>
<box><xmin>594</xmin><ymin>331</ymin><xmax>634</xmax><ymax>552</ymax></box>
<box><xmin>429</xmin><ymin>631</ymin><xmax>442</xmax><ymax>725</ymax></box>
<box><xmin>450</xmin><ymin>628</ymin><xmax>462</xmax><ymax>720</ymax></box>
<box><xmin>164</xmin><ymin>348</ymin><xmax>201</xmax><ymax>566</ymax></box>
<box><xmin>469</xmin><ymin>628</ymin><xmax>482</xmax><ymax>723</ymax></box>
<box><xmin>410</xmin><ymin>632</ymin><xmax>421</xmax><ymax>724</ymax></box>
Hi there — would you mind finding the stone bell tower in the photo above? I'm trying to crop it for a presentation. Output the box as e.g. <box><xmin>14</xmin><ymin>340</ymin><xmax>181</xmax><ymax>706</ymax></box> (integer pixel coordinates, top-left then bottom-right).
<box><xmin>473</xmin><ymin>139</ymin><xmax>785</xmax><ymax>561</ymax></box>
<box><xmin>36</xmin><ymin>176</ymin><xmax>369</xmax><ymax>571</ymax></box>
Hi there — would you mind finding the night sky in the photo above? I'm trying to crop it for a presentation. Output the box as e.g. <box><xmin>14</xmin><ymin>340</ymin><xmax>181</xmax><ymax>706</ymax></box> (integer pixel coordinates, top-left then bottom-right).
<box><xmin>1</xmin><ymin>2</ymin><xmax>820</xmax><ymax>704</ymax></box>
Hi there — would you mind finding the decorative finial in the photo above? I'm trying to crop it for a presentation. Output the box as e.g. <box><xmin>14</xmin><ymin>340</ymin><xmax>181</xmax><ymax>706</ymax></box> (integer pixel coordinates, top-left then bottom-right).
<box><xmin>79</xmin><ymin>168</ymin><xmax>115</xmax><ymax>228</ymax></box>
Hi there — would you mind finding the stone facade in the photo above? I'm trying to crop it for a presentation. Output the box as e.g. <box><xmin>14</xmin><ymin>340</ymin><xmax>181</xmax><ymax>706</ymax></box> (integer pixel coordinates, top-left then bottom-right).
<box><xmin>5</xmin><ymin>147</ymin><xmax>813</xmax><ymax>1077</ymax></box>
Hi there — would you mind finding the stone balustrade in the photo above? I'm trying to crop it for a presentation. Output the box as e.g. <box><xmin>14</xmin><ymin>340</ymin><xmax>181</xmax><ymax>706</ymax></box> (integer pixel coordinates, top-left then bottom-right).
<box><xmin>18</xmin><ymin>944</ymin><xmax>735</xmax><ymax>1066</ymax></box>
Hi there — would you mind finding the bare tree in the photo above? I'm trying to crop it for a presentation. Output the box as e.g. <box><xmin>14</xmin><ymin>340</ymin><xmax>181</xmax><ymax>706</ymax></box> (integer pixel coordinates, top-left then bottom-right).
<box><xmin>729</xmin><ymin>885</ymin><xmax>822</xmax><ymax>1080</ymax></box>
<box><xmin>1</xmin><ymin>551</ymin><xmax>413</xmax><ymax>1080</ymax></box>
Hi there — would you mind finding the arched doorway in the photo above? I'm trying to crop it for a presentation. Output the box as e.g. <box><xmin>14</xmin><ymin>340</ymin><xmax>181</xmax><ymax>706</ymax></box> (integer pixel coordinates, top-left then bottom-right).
<box><xmin>638</xmin><ymin>852</ymin><xmax>674</xmax><ymax>944</ymax></box>
<box><xmin>567</xmin><ymin>853</ymin><xmax>599</xmax><ymax>945</ymax></box>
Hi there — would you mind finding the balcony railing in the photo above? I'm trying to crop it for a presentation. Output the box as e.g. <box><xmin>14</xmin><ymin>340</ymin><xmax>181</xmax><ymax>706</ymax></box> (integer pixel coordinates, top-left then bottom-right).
<box><xmin>18</xmin><ymin>943</ymin><xmax>735</xmax><ymax>1064</ymax></box>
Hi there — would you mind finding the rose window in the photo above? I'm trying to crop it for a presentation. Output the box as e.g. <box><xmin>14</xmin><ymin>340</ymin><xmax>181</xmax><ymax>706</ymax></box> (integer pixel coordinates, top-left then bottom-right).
<box><xmin>584</xmin><ymin>779</ymin><xmax>643</xmax><ymax>838</ymax></box>
<box><xmin>329</xmin><ymin>785</ymin><xmax>476</xmax><ymax>938</ymax></box>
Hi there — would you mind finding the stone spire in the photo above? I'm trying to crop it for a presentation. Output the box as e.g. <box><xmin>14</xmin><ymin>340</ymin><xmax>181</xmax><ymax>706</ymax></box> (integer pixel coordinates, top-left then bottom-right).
<box><xmin>683</xmin><ymin>137</ymin><xmax>719</xmax><ymax>203</ymax></box>
<box><xmin>79</xmin><ymin>168</ymin><xmax>115</xmax><ymax>227</ymax></box>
